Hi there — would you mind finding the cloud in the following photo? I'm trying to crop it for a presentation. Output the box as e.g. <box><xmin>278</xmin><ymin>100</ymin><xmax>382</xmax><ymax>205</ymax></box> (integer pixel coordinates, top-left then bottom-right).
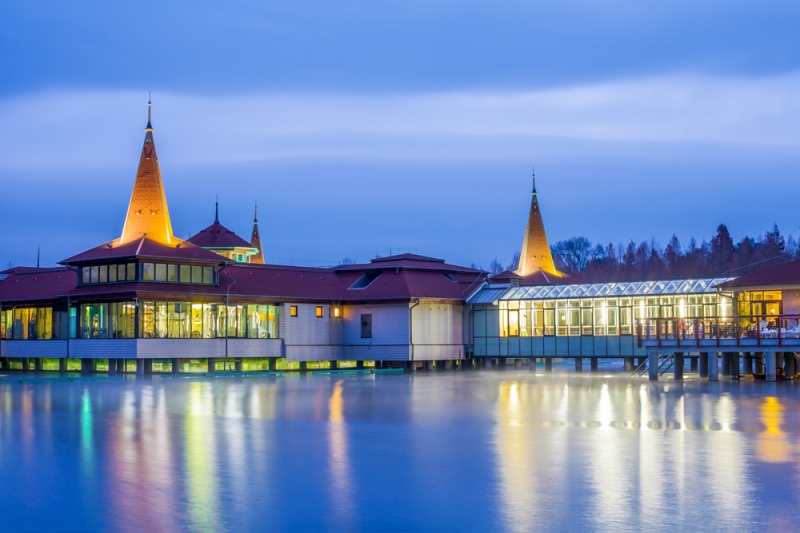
<box><xmin>2</xmin><ymin>72</ymin><xmax>799</xmax><ymax>171</ymax></box>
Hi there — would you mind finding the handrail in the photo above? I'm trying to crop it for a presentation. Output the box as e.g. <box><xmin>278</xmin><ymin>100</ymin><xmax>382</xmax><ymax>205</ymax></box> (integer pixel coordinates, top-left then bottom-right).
<box><xmin>640</xmin><ymin>314</ymin><xmax>800</xmax><ymax>347</ymax></box>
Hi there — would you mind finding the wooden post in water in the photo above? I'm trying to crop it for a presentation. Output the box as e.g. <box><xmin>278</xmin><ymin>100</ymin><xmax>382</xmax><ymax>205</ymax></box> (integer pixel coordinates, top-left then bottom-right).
<box><xmin>699</xmin><ymin>352</ymin><xmax>708</xmax><ymax>378</ymax></box>
<box><xmin>673</xmin><ymin>352</ymin><xmax>684</xmax><ymax>380</ymax></box>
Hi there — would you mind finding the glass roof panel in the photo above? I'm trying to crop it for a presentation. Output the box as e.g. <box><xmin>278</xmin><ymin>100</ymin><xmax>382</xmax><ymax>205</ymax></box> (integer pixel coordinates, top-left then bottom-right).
<box><xmin>665</xmin><ymin>280</ymin><xmax>681</xmax><ymax>293</ymax></box>
<box><xmin>492</xmin><ymin>278</ymin><xmax>727</xmax><ymax>300</ymax></box>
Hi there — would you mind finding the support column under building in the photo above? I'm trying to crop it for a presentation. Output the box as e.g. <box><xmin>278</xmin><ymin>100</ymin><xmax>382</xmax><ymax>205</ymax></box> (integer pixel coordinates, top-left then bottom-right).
<box><xmin>529</xmin><ymin>358</ymin><xmax>537</xmax><ymax>372</ymax></box>
<box><xmin>766</xmin><ymin>352</ymin><xmax>777</xmax><ymax>382</ymax></box>
<box><xmin>708</xmin><ymin>353</ymin><xmax>719</xmax><ymax>381</ymax></box>
<box><xmin>785</xmin><ymin>353</ymin><xmax>796</xmax><ymax>380</ymax></box>
<box><xmin>624</xmin><ymin>357</ymin><xmax>634</xmax><ymax>372</ymax></box>
<box><xmin>590</xmin><ymin>358</ymin><xmax>598</xmax><ymax>373</ymax></box>
<box><xmin>33</xmin><ymin>358</ymin><xmax>42</xmax><ymax>372</ymax></box>
<box><xmin>545</xmin><ymin>358</ymin><xmax>553</xmax><ymax>372</ymax></box>
<box><xmin>575</xmin><ymin>358</ymin><xmax>583</xmax><ymax>373</ymax></box>
<box><xmin>690</xmin><ymin>357</ymin><xmax>698</xmax><ymax>373</ymax></box>
<box><xmin>59</xmin><ymin>358</ymin><xmax>67</xmax><ymax>373</ymax></box>
<box><xmin>729</xmin><ymin>353</ymin><xmax>740</xmax><ymax>380</ymax></box>
<box><xmin>674</xmin><ymin>352</ymin><xmax>684</xmax><ymax>380</ymax></box>
<box><xmin>648</xmin><ymin>352</ymin><xmax>659</xmax><ymax>381</ymax></box>
<box><xmin>107</xmin><ymin>359</ymin><xmax>116</xmax><ymax>375</ymax></box>
<box><xmin>172</xmin><ymin>358</ymin><xmax>180</xmax><ymax>374</ymax></box>
<box><xmin>81</xmin><ymin>358</ymin><xmax>92</xmax><ymax>375</ymax></box>
<box><xmin>514</xmin><ymin>359</ymin><xmax>522</xmax><ymax>369</ymax></box>
<box><xmin>235</xmin><ymin>359</ymin><xmax>243</xmax><ymax>372</ymax></box>
<box><xmin>699</xmin><ymin>352</ymin><xmax>709</xmax><ymax>378</ymax></box>
<box><xmin>208</xmin><ymin>358</ymin><xmax>216</xmax><ymax>374</ymax></box>
<box><xmin>755</xmin><ymin>353</ymin><xmax>765</xmax><ymax>376</ymax></box>
<box><xmin>721</xmin><ymin>353</ymin><xmax>731</xmax><ymax>377</ymax></box>
<box><xmin>484</xmin><ymin>358</ymin><xmax>492</xmax><ymax>370</ymax></box>
<box><xmin>743</xmin><ymin>354</ymin><xmax>753</xmax><ymax>376</ymax></box>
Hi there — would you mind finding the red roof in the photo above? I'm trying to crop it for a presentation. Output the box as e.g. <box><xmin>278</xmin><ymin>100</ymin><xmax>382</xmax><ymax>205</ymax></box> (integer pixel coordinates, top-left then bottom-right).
<box><xmin>0</xmin><ymin>267</ymin><xmax>78</xmax><ymax>304</ymax></box>
<box><xmin>187</xmin><ymin>222</ymin><xmax>255</xmax><ymax>250</ymax></box>
<box><xmin>336</xmin><ymin>254</ymin><xmax>483</xmax><ymax>274</ymax></box>
<box><xmin>487</xmin><ymin>268</ymin><xmax>573</xmax><ymax>286</ymax></box>
<box><xmin>62</xmin><ymin>236</ymin><xmax>227</xmax><ymax>265</ymax></box>
<box><xmin>716</xmin><ymin>260</ymin><xmax>800</xmax><ymax>289</ymax></box>
<box><xmin>1</xmin><ymin>253</ymin><xmax>486</xmax><ymax>305</ymax></box>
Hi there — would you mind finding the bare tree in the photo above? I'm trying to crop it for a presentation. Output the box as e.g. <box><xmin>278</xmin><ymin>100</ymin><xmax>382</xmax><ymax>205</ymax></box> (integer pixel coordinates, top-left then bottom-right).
<box><xmin>551</xmin><ymin>237</ymin><xmax>592</xmax><ymax>274</ymax></box>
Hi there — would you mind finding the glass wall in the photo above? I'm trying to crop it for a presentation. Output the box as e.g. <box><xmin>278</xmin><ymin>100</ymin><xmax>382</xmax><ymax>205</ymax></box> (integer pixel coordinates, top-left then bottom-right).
<box><xmin>1</xmin><ymin>308</ymin><xmax>53</xmax><ymax>340</ymax></box>
<box><xmin>497</xmin><ymin>293</ymin><xmax>729</xmax><ymax>337</ymax></box>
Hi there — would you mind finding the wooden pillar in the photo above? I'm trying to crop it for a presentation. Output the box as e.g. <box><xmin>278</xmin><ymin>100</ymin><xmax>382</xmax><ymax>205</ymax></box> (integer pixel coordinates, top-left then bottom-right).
<box><xmin>648</xmin><ymin>352</ymin><xmax>659</xmax><ymax>381</ymax></box>
<box><xmin>699</xmin><ymin>352</ymin><xmax>709</xmax><ymax>378</ymax></box>
<box><xmin>673</xmin><ymin>352</ymin><xmax>684</xmax><ymax>380</ymax></box>
<box><xmin>729</xmin><ymin>353</ymin><xmax>740</xmax><ymax>380</ymax></box>
<box><xmin>784</xmin><ymin>353</ymin><xmax>796</xmax><ymax>380</ymax></box>
<box><xmin>708</xmin><ymin>353</ymin><xmax>719</xmax><ymax>381</ymax></box>
<box><xmin>766</xmin><ymin>352</ymin><xmax>776</xmax><ymax>382</ymax></box>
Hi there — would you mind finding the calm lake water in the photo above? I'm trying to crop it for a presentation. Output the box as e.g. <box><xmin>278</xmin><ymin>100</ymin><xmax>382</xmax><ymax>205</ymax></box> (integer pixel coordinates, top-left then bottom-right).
<box><xmin>1</xmin><ymin>368</ymin><xmax>799</xmax><ymax>532</ymax></box>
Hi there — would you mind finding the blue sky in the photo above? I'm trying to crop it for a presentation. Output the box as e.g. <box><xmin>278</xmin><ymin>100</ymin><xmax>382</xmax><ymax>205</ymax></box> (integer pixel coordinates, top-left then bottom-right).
<box><xmin>1</xmin><ymin>1</ymin><xmax>799</xmax><ymax>269</ymax></box>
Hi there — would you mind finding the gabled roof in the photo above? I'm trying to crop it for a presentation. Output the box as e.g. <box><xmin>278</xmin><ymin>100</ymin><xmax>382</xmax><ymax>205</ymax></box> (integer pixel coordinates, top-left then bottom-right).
<box><xmin>187</xmin><ymin>222</ymin><xmax>255</xmax><ymax>250</ymax></box>
<box><xmin>716</xmin><ymin>260</ymin><xmax>800</xmax><ymax>289</ymax></box>
<box><xmin>0</xmin><ymin>267</ymin><xmax>78</xmax><ymax>304</ymax></box>
<box><xmin>119</xmin><ymin>103</ymin><xmax>175</xmax><ymax>245</ymax></box>
<box><xmin>61</xmin><ymin>236</ymin><xmax>227</xmax><ymax>265</ymax></box>
<box><xmin>335</xmin><ymin>253</ymin><xmax>483</xmax><ymax>274</ymax></box>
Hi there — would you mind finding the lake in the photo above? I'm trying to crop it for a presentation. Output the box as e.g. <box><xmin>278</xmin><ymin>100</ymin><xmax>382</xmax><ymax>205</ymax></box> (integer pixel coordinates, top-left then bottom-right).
<box><xmin>0</xmin><ymin>369</ymin><xmax>798</xmax><ymax>532</ymax></box>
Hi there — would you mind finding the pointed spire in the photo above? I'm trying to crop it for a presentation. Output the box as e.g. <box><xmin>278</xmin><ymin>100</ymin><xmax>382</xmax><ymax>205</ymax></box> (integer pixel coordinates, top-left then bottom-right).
<box><xmin>250</xmin><ymin>201</ymin><xmax>264</xmax><ymax>264</ymax></box>
<box><xmin>532</xmin><ymin>166</ymin><xmax>536</xmax><ymax>194</ymax></box>
<box><xmin>37</xmin><ymin>246</ymin><xmax>40</xmax><ymax>268</ymax></box>
<box><xmin>146</xmin><ymin>92</ymin><xmax>152</xmax><ymax>130</ymax></box>
<box><xmin>215</xmin><ymin>195</ymin><xmax>219</xmax><ymax>224</ymax></box>
<box><xmin>516</xmin><ymin>168</ymin><xmax>557</xmax><ymax>277</ymax></box>
<box><xmin>119</xmin><ymin>101</ymin><xmax>175</xmax><ymax>245</ymax></box>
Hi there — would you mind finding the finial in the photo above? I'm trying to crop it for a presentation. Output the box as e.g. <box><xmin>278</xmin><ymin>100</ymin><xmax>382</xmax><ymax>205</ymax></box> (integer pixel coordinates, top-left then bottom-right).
<box><xmin>253</xmin><ymin>201</ymin><xmax>258</xmax><ymax>223</ymax></box>
<box><xmin>37</xmin><ymin>245</ymin><xmax>40</xmax><ymax>268</ymax></box>
<box><xmin>215</xmin><ymin>195</ymin><xmax>219</xmax><ymax>224</ymax></box>
<box><xmin>532</xmin><ymin>166</ymin><xmax>537</xmax><ymax>194</ymax></box>
<box><xmin>146</xmin><ymin>93</ymin><xmax>152</xmax><ymax>130</ymax></box>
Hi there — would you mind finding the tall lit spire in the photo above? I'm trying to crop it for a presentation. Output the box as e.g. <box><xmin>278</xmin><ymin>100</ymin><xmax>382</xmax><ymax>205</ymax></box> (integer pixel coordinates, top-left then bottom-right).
<box><xmin>516</xmin><ymin>168</ymin><xmax>557</xmax><ymax>277</ymax></box>
<box><xmin>250</xmin><ymin>201</ymin><xmax>264</xmax><ymax>264</ymax></box>
<box><xmin>119</xmin><ymin>100</ymin><xmax>175</xmax><ymax>245</ymax></box>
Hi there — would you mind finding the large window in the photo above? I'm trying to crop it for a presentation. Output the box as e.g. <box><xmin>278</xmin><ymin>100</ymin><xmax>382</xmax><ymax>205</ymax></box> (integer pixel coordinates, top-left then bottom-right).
<box><xmin>138</xmin><ymin>302</ymin><xmax>279</xmax><ymax>339</ymax></box>
<box><xmin>1</xmin><ymin>308</ymin><xmax>53</xmax><ymax>340</ymax></box>
<box><xmin>81</xmin><ymin>263</ymin><xmax>136</xmax><ymax>285</ymax></box>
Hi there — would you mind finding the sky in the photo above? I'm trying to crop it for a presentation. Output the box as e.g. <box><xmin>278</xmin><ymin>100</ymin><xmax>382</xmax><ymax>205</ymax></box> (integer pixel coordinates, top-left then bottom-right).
<box><xmin>1</xmin><ymin>0</ymin><xmax>799</xmax><ymax>269</ymax></box>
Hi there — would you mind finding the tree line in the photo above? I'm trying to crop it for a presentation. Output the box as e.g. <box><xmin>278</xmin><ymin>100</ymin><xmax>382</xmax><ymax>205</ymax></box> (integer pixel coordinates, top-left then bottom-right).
<box><xmin>488</xmin><ymin>224</ymin><xmax>796</xmax><ymax>282</ymax></box>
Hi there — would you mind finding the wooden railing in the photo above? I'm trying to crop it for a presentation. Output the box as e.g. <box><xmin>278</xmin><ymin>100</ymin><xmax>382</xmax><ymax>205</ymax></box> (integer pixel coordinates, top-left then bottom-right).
<box><xmin>637</xmin><ymin>315</ymin><xmax>800</xmax><ymax>348</ymax></box>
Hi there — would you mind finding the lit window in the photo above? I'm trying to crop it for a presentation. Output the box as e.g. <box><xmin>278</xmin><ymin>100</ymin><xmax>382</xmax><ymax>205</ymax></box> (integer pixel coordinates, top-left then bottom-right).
<box><xmin>126</xmin><ymin>263</ymin><xmax>136</xmax><ymax>281</ymax></box>
<box><xmin>155</xmin><ymin>263</ymin><xmax>167</xmax><ymax>281</ymax></box>
<box><xmin>167</xmin><ymin>264</ymin><xmax>177</xmax><ymax>282</ymax></box>
<box><xmin>142</xmin><ymin>263</ymin><xmax>155</xmax><ymax>281</ymax></box>
<box><xmin>316</xmin><ymin>306</ymin><xmax>323</xmax><ymax>318</ymax></box>
<box><xmin>332</xmin><ymin>307</ymin><xmax>341</xmax><ymax>318</ymax></box>
<box><xmin>99</xmin><ymin>265</ymin><xmax>108</xmax><ymax>283</ymax></box>
<box><xmin>290</xmin><ymin>305</ymin><xmax>298</xmax><ymax>317</ymax></box>
<box><xmin>82</xmin><ymin>267</ymin><xmax>90</xmax><ymax>284</ymax></box>
<box><xmin>180</xmin><ymin>264</ymin><xmax>191</xmax><ymax>283</ymax></box>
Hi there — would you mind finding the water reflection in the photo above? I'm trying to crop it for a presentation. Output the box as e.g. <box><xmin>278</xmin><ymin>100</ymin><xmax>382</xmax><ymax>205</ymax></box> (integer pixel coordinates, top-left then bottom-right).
<box><xmin>756</xmin><ymin>397</ymin><xmax>789</xmax><ymax>463</ymax></box>
<box><xmin>0</xmin><ymin>374</ymin><xmax>799</xmax><ymax>531</ymax></box>
<box><xmin>328</xmin><ymin>379</ymin><xmax>354</xmax><ymax>526</ymax></box>
<box><xmin>185</xmin><ymin>382</ymin><xmax>219</xmax><ymax>532</ymax></box>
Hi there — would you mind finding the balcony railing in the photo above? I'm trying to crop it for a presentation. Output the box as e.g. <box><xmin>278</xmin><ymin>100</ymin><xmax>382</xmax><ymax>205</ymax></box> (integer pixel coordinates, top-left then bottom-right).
<box><xmin>637</xmin><ymin>315</ymin><xmax>800</xmax><ymax>348</ymax></box>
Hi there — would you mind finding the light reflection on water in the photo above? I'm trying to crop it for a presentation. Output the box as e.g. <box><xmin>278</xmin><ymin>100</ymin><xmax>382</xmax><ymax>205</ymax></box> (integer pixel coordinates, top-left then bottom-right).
<box><xmin>0</xmin><ymin>373</ymin><xmax>799</xmax><ymax>532</ymax></box>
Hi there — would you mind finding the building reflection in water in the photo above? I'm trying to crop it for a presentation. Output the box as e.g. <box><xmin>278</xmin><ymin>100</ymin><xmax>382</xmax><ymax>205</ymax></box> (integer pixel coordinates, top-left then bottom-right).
<box><xmin>756</xmin><ymin>397</ymin><xmax>789</xmax><ymax>463</ymax></box>
<box><xmin>185</xmin><ymin>382</ymin><xmax>220</xmax><ymax>532</ymax></box>
<box><xmin>493</xmin><ymin>378</ymin><xmax>760</xmax><ymax>531</ymax></box>
<box><xmin>328</xmin><ymin>379</ymin><xmax>354</xmax><ymax>525</ymax></box>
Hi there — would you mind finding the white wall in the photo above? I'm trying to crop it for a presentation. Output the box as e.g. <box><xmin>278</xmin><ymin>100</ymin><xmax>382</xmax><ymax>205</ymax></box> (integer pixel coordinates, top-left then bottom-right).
<box><xmin>410</xmin><ymin>303</ymin><xmax>465</xmax><ymax>360</ymax></box>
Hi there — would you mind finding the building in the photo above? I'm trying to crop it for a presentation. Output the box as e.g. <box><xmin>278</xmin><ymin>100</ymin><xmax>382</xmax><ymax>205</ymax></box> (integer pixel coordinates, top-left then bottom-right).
<box><xmin>0</xmin><ymin>104</ymin><xmax>485</xmax><ymax>374</ymax></box>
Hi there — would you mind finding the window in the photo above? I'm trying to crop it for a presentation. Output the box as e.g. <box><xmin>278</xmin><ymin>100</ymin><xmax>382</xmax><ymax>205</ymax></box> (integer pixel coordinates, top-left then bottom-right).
<box><xmin>90</xmin><ymin>265</ymin><xmax>99</xmax><ymax>283</ymax></box>
<box><xmin>109</xmin><ymin>265</ymin><xmax>117</xmax><ymax>282</ymax></box>
<box><xmin>2</xmin><ymin>307</ymin><xmax>53</xmax><ymax>340</ymax></box>
<box><xmin>143</xmin><ymin>263</ymin><xmax>155</xmax><ymax>281</ymax></box>
<box><xmin>203</xmin><ymin>266</ymin><xmax>214</xmax><ymax>284</ymax></box>
<box><xmin>332</xmin><ymin>307</ymin><xmax>342</xmax><ymax>318</ymax></box>
<box><xmin>316</xmin><ymin>306</ymin><xmax>323</xmax><ymax>318</ymax></box>
<box><xmin>127</xmin><ymin>263</ymin><xmax>136</xmax><ymax>281</ymax></box>
<box><xmin>99</xmin><ymin>265</ymin><xmax>108</xmax><ymax>283</ymax></box>
<box><xmin>155</xmin><ymin>263</ymin><xmax>167</xmax><ymax>281</ymax></box>
<box><xmin>290</xmin><ymin>305</ymin><xmax>298</xmax><ymax>317</ymax></box>
<box><xmin>348</xmin><ymin>272</ymin><xmax>381</xmax><ymax>289</ymax></box>
<box><xmin>361</xmin><ymin>314</ymin><xmax>372</xmax><ymax>338</ymax></box>
<box><xmin>191</xmin><ymin>266</ymin><xmax>202</xmax><ymax>284</ymax></box>
<box><xmin>180</xmin><ymin>264</ymin><xmax>191</xmax><ymax>283</ymax></box>
<box><xmin>82</xmin><ymin>267</ymin><xmax>90</xmax><ymax>284</ymax></box>
<box><xmin>168</xmin><ymin>264</ymin><xmax>177</xmax><ymax>282</ymax></box>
